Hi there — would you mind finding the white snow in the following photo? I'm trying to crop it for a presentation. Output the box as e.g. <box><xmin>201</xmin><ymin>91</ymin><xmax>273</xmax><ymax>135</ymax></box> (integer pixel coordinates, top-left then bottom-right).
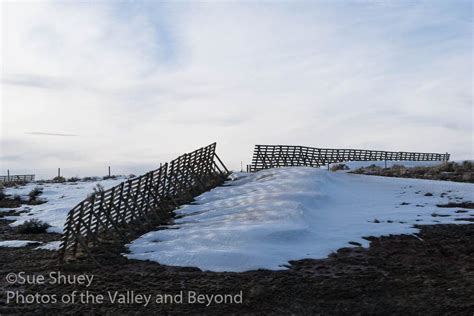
<box><xmin>35</xmin><ymin>241</ymin><xmax>62</xmax><ymax>251</ymax></box>
<box><xmin>0</xmin><ymin>240</ymin><xmax>40</xmax><ymax>248</ymax></box>
<box><xmin>126</xmin><ymin>167</ymin><xmax>474</xmax><ymax>272</ymax></box>
<box><xmin>3</xmin><ymin>178</ymin><xmax>125</xmax><ymax>233</ymax></box>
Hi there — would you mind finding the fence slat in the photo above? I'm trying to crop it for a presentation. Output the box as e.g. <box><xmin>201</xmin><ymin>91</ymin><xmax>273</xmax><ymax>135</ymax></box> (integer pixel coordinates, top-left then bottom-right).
<box><xmin>59</xmin><ymin>143</ymin><xmax>230</xmax><ymax>262</ymax></box>
<box><xmin>249</xmin><ymin>145</ymin><xmax>449</xmax><ymax>172</ymax></box>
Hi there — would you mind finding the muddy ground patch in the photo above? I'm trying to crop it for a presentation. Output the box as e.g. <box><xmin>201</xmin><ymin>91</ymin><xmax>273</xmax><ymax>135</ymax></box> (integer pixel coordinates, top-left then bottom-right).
<box><xmin>0</xmin><ymin>218</ymin><xmax>473</xmax><ymax>315</ymax></box>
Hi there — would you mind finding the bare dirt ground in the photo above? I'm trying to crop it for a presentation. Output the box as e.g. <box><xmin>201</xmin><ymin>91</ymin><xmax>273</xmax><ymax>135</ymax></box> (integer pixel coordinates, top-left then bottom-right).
<box><xmin>1</xmin><ymin>205</ymin><xmax>473</xmax><ymax>315</ymax></box>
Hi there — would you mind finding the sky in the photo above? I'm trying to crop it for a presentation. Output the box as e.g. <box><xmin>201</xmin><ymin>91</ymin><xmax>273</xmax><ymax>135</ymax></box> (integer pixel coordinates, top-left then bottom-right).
<box><xmin>0</xmin><ymin>0</ymin><xmax>472</xmax><ymax>179</ymax></box>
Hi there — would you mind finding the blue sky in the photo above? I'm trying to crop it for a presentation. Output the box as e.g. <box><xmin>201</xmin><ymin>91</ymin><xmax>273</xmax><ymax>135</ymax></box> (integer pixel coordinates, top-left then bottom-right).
<box><xmin>1</xmin><ymin>0</ymin><xmax>472</xmax><ymax>179</ymax></box>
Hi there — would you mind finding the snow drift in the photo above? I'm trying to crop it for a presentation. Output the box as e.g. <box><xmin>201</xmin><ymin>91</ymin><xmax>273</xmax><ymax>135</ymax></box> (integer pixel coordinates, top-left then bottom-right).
<box><xmin>126</xmin><ymin>167</ymin><xmax>473</xmax><ymax>272</ymax></box>
<box><xmin>2</xmin><ymin>178</ymin><xmax>125</xmax><ymax>233</ymax></box>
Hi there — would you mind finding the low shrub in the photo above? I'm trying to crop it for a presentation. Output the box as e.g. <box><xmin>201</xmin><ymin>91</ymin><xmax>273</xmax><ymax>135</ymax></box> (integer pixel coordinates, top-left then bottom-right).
<box><xmin>330</xmin><ymin>164</ymin><xmax>349</xmax><ymax>171</ymax></box>
<box><xmin>67</xmin><ymin>177</ymin><xmax>81</xmax><ymax>182</ymax></box>
<box><xmin>16</xmin><ymin>219</ymin><xmax>50</xmax><ymax>234</ymax></box>
<box><xmin>93</xmin><ymin>183</ymin><xmax>105</xmax><ymax>194</ymax></box>
<box><xmin>461</xmin><ymin>160</ymin><xmax>473</xmax><ymax>170</ymax></box>
<box><xmin>86</xmin><ymin>184</ymin><xmax>105</xmax><ymax>202</ymax></box>
<box><xmin>28</xmin><ymin>187</ymin><xmax>43</xmax><ymax>201</ymax></box>
<box><xmin>350</xmin><ymin>161</ymin><xmax>473</xmax><ymax>183</ymax></box>
<box><xmin>52</xmin><ymin>176</ymin><xmax>66</xmax><ymax>183</ymax></box>
<box><xmin>391</xmin><ymin>164</ymin><xmax>406</xmax><ymax>170</ymax></box>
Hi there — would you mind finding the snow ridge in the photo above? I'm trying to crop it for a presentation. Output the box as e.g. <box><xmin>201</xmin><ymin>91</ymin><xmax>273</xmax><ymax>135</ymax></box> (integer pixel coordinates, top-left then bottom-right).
<box><xmin>126</xmin><ymin>167</ymin><xmax>473</xmax><ymax>272</ymax></box>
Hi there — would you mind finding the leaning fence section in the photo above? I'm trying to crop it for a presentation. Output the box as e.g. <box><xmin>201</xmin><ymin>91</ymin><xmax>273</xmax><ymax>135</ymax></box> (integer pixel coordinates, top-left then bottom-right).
<box><xmin>249</xmin><ymin>145</ymin><xmax>450</xmax><ymax>172</ymax></box>
<box><xmin>59</xmin><ymin>142</ymin><xmax>230</xmax><ymax>262</ymax></box>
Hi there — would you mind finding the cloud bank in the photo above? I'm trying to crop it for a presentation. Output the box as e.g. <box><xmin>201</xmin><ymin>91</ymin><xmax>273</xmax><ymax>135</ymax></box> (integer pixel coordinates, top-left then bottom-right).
<box><xmin>1</xmin><ymin>1</ymin><xmax>472</xmax><ymax>178</ymax></box>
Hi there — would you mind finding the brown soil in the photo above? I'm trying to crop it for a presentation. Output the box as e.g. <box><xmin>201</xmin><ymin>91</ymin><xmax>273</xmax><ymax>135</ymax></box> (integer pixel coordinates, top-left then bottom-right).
<box><xmin>0</xmin><ymin>199</ymin><xmax>21</xmax><ymax>208</ymax></box>
<box><xmin>0</xmin><ymin>209</ymin><xmax>473</xmax><ymax>315</ymax></box>
<box><xmin>0</xmin><ymin>198</ymin><xmax>47</xmax><ymax>208</ymax></box>
<box><xmin>437</xmin><ymin>202</ymin><xmax>474</xmax><ymax>209</ymax></box>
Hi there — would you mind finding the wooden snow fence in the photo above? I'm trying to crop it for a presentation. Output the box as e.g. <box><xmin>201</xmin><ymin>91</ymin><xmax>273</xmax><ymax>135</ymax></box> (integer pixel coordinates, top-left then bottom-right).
<box><xmin>59</xmin><ymin>142</ymin><xmax>229</xmax><ymax>262</ymax></box>
<box><xmin>249</xmin><ymin>145</ymin><xmax>450</xmax><ymax>172</ymax></box>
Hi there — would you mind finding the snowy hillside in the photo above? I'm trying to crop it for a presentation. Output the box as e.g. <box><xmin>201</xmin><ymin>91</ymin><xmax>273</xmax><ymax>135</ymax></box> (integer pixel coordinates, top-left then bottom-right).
<box><xmin>2</xmin><ymin>178</ymin><xmax>125</xmax><ymax>233</ymax></box>
<box><xmin>126</xmin><ymin>167</ymin><xmax>474</xmax><ymax>272</ymax></box>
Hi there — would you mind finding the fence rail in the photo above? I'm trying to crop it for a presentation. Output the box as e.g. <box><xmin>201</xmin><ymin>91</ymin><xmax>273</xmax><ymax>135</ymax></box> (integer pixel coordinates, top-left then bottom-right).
<box><xmin>249</xmin><ymin>145</ymin><xmax>450</xmax><ymax>172</ymax></box>
<box><xmin>59</xmin><ymin>143</ymin><xmax>230</xmax><ymax>262</ymax></box>
<box><xmin>0</xmin><ymin>174</ymin><xmax>35</xmax><ymax>183</ymax></box>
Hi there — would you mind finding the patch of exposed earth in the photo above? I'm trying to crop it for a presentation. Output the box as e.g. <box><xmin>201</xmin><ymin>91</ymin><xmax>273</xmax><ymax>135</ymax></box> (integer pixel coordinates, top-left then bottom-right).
<box><xmin>0</xmin><ymin>207</ymin><xmax>472</xmax><ymax>315</ymax></box>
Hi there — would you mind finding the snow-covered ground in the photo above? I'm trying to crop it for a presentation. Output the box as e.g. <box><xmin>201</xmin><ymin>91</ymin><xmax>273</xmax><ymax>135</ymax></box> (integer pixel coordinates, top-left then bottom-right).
<box><xmin>2</xmin><ymin>178</ymin><xmax>125</xmax><ymax>233</ymax></box>
<box><xmin>0</xmin><ymin>240</ymin><xmax>40</xmax><ymax>248</ymax></box>
<box><xmin>0</xmin><ymin>240</ymin><xmax>62</xmax><ymax>250</ymax></box>
<box><xmin>1</xmin><ymin>165</ymin><xmax>472</xmax><ymax>266</ymax></box>
<box><xmin>35</xmin><ymin>241</ymin><xmax>62</xmax><ymax>250</ymax></box>
<box><xmin>126</xmin><ymin>167</ymin><xmax>474</xmax><ymax>272</ymax></box>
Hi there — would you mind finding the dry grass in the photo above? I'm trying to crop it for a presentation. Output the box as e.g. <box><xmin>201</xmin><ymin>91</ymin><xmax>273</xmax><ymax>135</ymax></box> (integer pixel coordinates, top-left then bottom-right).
<box><xmin>350</xmin><ymin>161</ymin><xmax>473</xmax><ymax>183</ymax></box>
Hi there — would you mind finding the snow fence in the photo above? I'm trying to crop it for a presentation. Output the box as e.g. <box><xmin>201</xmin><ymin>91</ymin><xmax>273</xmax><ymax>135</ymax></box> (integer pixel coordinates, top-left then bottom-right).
<box><xmin>59</xmin><ymin>143</ymin><xmax>230</xmax><ymax>262</ymax></box>
<box><xmin>249</xmin><ymin>145</ymin><xmax>450</xmax><ymax>172</ymax></box>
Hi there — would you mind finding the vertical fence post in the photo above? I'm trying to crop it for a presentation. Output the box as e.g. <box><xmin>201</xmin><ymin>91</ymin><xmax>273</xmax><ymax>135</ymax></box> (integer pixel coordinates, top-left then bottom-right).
<box><xmin>7</xmin><ymin>169</ymin><xmax>10</xmax><ymax>182</ymax></box>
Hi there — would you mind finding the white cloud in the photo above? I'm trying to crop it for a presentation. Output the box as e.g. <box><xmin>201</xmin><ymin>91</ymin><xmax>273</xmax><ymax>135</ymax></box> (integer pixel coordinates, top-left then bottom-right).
<box><xmin>0</xmin><ymin>1</ymin><xmax>472</xmax><ymax>178</ymax></box>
